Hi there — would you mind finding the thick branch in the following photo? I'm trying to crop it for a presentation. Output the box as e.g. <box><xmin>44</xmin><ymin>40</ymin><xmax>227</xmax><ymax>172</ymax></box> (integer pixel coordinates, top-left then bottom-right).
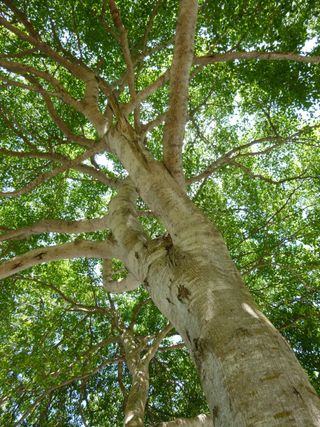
<box><xmin>103</xmin><ymin>271</ymin><xmax>141</xmax><ymax>293</ymax></box>
<box><xmin>195</xmin><ymin>51</ymin><xmax>320</xmax><ymax>66</ymax></box>
<box><xmin>76</xmin><ymin>163</ymin><xmax>119</xmax><ymax>186</ymax></box>
<box><xmin>0</xmin><ymin>216</ymin><xmax>109</xmax><ymax>242</ymax></box>
<box><xmin>123</xmin><ymin>49</ymin><xmax>320</xmax><ymax>119</ymax></box>
<box><xmin>82</xmin><ymin>76</ymin><xmax>108</xmax><ymax>135</ymax></box>
<box><xmin>0</xmin><ymin>239</ymin><xmax>115</xmax><ymax>280</ymax></box>
<box><xmin>0</xmin><ymin>6</ymin><xmax>110</xmax><ymax>133</ymax></box>
<box><xmin>108</xmin><ymin>180</ymin><xmax>149</xmax><ymax>282</ymax></box>
<box><xmin>119</xmin><ymin>50</ymin><xmax>320</xmax><ymax>124</ymax></box>
<box><xmin>163</xmin><ymin>0</ymin><xmax>198</xmax><ymax>186</ymax></box>
<box><xmin>2</xmin><ymin>0</ymin><xmax>41</xmax><ymax>39</ymax></box>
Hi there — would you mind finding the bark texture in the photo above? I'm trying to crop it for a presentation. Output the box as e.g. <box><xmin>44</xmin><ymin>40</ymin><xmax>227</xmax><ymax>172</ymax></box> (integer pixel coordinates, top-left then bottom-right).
<box><xmin>153</xmin><ymin>414</ymin><xmax>213</xmax><ymax>426</ymax></box>
<box><xmin>1</xmin><ymin>2</ymin><xmax>320</xmax><ymax>425</ymax></box>
<box><xmin>107</xmin><ymin>126</ymin><xmax>320</xmax><ymax>426</ymax></box>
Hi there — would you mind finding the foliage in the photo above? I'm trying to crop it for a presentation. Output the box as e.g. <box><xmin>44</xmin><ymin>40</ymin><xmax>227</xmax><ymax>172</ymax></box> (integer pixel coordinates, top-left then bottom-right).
<box><xmin>0</xmin><ymin>0</ymin><xmax>319</xmax><ymax>425</ymax></box>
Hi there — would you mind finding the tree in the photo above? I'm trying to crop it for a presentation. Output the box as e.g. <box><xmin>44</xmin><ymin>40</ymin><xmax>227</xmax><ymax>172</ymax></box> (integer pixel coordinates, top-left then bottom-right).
<box><xmin>0</xmin><ymin>0</ymin><xmax>319</xmax><ymax>425</ymax></box>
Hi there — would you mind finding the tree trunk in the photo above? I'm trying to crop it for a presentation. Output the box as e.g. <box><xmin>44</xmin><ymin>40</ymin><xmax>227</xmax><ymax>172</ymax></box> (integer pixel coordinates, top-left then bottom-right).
<box><xmin>124</xmin><ymin>362</ymin><xmax>149</xmax><ymax>427</ymax></box>
<box><xmin>108</xmin><ymin>127</ymin><xmax>320</xmax><ymax>426</ymax></box>
<box><xmin>123</xmin><ymin>332</ymin><xmax>149</xmax><ymax>427</ymax></box>
<box><xmin>145</xmin><ymin>228</ymin><xmax>320</xmax><ymax>426</ymax></box>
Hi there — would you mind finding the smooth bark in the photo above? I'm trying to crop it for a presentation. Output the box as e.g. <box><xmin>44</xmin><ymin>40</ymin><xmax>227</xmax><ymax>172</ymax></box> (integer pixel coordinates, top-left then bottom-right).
<box><xmin>107</xmin><ymin>127</ymin><xmax>320</xmax><ymax>426</ymax></box>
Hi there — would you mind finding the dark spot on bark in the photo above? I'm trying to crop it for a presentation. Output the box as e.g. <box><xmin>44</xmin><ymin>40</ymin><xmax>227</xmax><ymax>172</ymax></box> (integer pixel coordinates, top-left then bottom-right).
<box><xmin>35</xmin><ymin>252</ymin><xmax>46</xmax><ymax>260</ymax></box>
<box><xmin>177</xmin><ymin>285</ymin><xmax>191</xmax><ymax>302</ymax></box>
<box><xmin>143</xmin><ymin>279</ymin><xmax>149</xmax><ymax>287</ymax></box>
<box><xmin>212</xmin><ymin>406</ymin><xmax>219</xmax><ymax>420</ymax></box>
<box><xmin>166</xmin><ymin>297</ymin><xmax>173</xmax><ymax>304</ymax></box>
<box><xmin>185</xmin><ymin>329</ymin><xmax>191</xmax><ymax>343</ymax></box>
<box><xmin>293</xmin><ymin>387</ymin><xmax>302</xmax><ymax>399</ymax></box>
<box><xmin>164</xmin><ymin>235</ymin><xmax>173</xmax><ymax>251</ymax></box>
<box><xmin>134</xmin><ymin>252</ymin><xmax>140</xmax><ymax>259</ymax></box>
<box><xmin>193</xmin><ymin>338</ymin><xmax>200</xmax><ymax>350</ymax></box>
<box><xmin>235</xmin><ymin>327</ymin><xmax>250</xmax><ymax>337</ymax></box>
<box><xmin>273</xmin><ymin>411</ymin><xmax>292</xmax><ymax>419</ymax></box>
<box><xmin>193</xmin><ymin>337</ymin><xmax>207</xmax><ymax>358</ymax></box>
<box><xmin>12</xmin><ymin>262</ymin><xmax>22</xmax><ymax>270</ymax></box>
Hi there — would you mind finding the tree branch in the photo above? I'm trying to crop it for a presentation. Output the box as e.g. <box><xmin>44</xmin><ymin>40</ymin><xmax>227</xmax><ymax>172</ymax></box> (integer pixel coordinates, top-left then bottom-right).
<box><xmin>122</xmin><ymin>70</ymin><xmax>170</xmax><ymax>116</ymax></box>
<box><xmin>0</xmin><ymin>140</ymin><xmax>117</xmax><ymax>197</ymax></box>
<box><xmin>187</xmin><ymin>123</ymin><xmax>320</xmax><ymax>184</ymax></box>
<box><xmin>142</xmin><ymin>112</ymin><xmax>167</xmax><ymax>135</ymax></box>
<box><xmin>0</xmin><ymin>146</ymin><xmax>117</xmax><ymax>187</ymax></box>
<box><xmin>229</xmin><ymin>161</ymin><xmax>314</xmax><ymax>185</ymax></box>
<box><xmin>163</xmin><ymin>0</ymin><xmax>198</xmax><ymax>187</ymax></box>
<box><xmin>0</xmin><ymin>216</ymin><xmax>109</xmax><ymax>242</ymax></box>
<box><xmin>0</xmin><ymin>59</ymin><xmax>81</xmax><ymax>108</ymax></box>
<box><xmin>114</xmin><ymin>47</ymin><xmax>320</xmax><ymax>124</ymax></box>
<box><xmin>157</xmin><ymin>343</ymin><xmax>186</xmax><ymax>353</ymax></box>
<box><xmin>0</xmin><ymin>239</ymin><xmax>115</xmax><ymax>280</ymax></box>
<box><xmin>0</xmin><ymin>48</ymin><xmax>37</xmax><ymax>59</ymax></box>
<box><xmin>138</xmin><ymin>0</ymin><xmax>164</xmax><ymax>54</ymax></box>
<box><xmin>144</xmin><ymin>323</ymin><xmax>173</xmax><ymax>363</ymax></box>
<box><xmin>0</xmin><ymin>13</ymin><xmax>91</xmax><ymax>81</ymax></box>
<box><xmin>39</xmin><ymin>92</ymin><xmax>94</xmax><ymax>147</ymax></box>
<box><xmin>18</xmin><ymin>275</ymin><xmax>113</xmax><ymax>317</ymax></box>
<box><xmin>117</xmin><ymin>361</ymin><xmax>128</xmax><ymax>399</ymax></box>
<box><xmin>108</xmin><ymin>0</ymin><xmax>136</xmax><ymax>104</ymax></box>
<box><xmin>194</xmin><ymin>51</ymin><xmax>320</xmax><ymax>66</ymax></box>
<box><xmin>2</xmin><ymin>0</ymin><xmax>41</xmax><ymax>40</ymax></box>
<box><xmin>103</xmin><ymin>272</ymin><xmax>141</xmax><ymax>293</ymax></box>
<box><xmin>129</xmin><ymin>298</ymin><xmax>152</xmax><ymax>330</ymax></box>
<box><xmin>13</xmin><ymin>355</ymin><xmax>123</xmax><ymax>427</ymax></box>
<box><xmin>108</xmin><ymin>180</ymin><xmax>149</xmax><ymax>282</ymax></box>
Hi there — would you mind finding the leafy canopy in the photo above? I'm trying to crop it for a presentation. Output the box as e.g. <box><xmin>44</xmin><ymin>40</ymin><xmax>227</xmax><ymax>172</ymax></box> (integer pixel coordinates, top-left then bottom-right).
<box><xmin>0</xmin><ymin>0</ymin><xmax>319</xmax><ymax>425</ymax></box>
